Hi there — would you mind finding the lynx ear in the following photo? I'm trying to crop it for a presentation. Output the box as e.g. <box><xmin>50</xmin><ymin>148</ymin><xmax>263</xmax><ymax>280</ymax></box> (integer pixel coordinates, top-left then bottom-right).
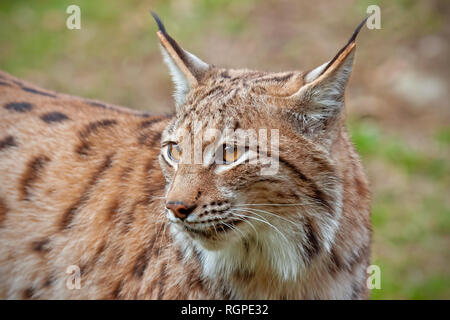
<box><xmin>151</xmin><ymin>12</ymin><xmax>209</xmax><ymax>106</ymax></box>
<box><xmin>289</xmin><ymin>18</ymin><xmax>367</xmax><ymax>134</ymax></box>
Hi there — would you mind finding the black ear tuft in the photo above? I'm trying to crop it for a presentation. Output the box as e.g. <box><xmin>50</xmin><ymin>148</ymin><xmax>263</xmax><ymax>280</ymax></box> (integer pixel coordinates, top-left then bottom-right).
<box><xmin>150</xmin><ymin>10</ymin><xmax>209</xmax><ymax>106</ymax></box>
<box><xmin>347</xmin><ymin>16</ymin><xmax>369</xmax><ymax>45</ymax></box>
<box><xmin>150</xmin><ymin>11</ymin><xmax>167</xmax><ymax>34</ymax></box>
<box><xmin>321</xmin><ymin>17</ymin><xmax>368</xmax><ymax>76</ymax></box>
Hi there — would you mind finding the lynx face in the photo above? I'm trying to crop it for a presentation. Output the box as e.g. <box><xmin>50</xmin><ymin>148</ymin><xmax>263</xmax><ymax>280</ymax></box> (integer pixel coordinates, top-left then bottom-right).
<box><xmin>158</xmin><ymin>69</ymin><xmax>340</xmax><ymax>252</ymax></box>
<box><xmin>151</xmin><ymin>13</ymin><xmax>370</xmax><ymax>286</ymax></box>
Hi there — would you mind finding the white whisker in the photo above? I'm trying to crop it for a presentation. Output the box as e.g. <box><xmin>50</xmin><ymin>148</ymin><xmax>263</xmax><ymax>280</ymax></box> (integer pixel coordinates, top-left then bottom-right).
<box><xmin>230</xmin><ymin>214</ymin><xmax>258</xmax><ymax>234</ymax></box>
<box><xmin>236</xmin><ymin>203</ymin><xmax>303</xmax><ymax>207</ymax></box>
<box><xmin>231</xmin><ymin>209</ymin><xmax>289</xmax><ymax>243</ymax></box>
<box><xmin>236</xmin><ymin>206</ymin><xmax>299</xmax><ymax>227</ymax></box>
<box><xmin>220</xmin><ymin>221</ymin><xmax>246</xmax><ymax>241</ymax></box>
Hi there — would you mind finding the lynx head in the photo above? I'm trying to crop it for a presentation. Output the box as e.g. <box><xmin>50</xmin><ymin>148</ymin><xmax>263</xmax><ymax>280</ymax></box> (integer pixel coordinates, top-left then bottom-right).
<box><xmin>153</xmin><ymin>12</ymin><xmax>366</xmax><ymax>276</ymax></box>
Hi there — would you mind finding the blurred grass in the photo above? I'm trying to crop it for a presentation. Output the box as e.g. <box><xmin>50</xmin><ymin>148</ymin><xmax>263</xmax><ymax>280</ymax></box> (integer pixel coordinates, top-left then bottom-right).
<box><xmin>435</xmin><ymin>127</ymin><xmax>450</xmax><ymax>146</ymax></box>
<box><xmin>349</xmin><ymin>118</ymin><xmax>449</xmax><ymax>299</ymax></box>
<box><xmin>0</xmin><ymin>0</ymin><xmax>449</xmax><ymax>299</ymax></box>
<box><xmin>349</xmin><ymin>120</ymin><xmax>450</xmax><ymax>182</ymax></box>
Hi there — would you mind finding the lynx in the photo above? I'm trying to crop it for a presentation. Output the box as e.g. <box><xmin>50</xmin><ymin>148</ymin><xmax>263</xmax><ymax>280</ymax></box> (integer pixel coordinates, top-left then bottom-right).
<box><xmin>0</xmin><ymin>13</ymin><xmax>371</xmax><ymax>299</ymax></box>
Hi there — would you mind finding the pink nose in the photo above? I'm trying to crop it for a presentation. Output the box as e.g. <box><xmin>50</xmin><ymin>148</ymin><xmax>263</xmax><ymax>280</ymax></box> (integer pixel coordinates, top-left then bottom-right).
<box><xmin>166</xmin><ymin>201</ymin><xmax>196</xmax><ymax>220</ymax></box>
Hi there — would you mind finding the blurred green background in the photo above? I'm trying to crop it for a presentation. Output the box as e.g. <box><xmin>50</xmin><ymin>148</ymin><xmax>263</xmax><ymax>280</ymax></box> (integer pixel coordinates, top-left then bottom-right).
<box><xmin>0</xmin><ymin>0</ymin><xmax>448</xmax><ymax>299</ymax></box>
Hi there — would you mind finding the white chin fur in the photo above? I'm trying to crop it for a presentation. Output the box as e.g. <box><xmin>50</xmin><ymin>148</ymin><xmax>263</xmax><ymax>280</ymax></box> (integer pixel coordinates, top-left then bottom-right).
<box><xmin>171</xmin><ymin>219</ymin><xmax>307</xmax><ymax>283</ymax></box>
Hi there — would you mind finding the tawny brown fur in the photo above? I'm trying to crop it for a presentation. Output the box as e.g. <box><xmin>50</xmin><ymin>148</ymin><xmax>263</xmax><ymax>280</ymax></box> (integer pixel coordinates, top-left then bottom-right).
<box><xmin>0</xmin><ymin>18</ymin><xmax>371</xmax><ymax>299</ymax></box>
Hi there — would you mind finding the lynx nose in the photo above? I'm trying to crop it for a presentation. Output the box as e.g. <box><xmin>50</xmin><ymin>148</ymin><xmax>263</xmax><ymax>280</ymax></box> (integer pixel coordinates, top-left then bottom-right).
<box><xmin>166</xmin><ymin>201</ymin><xmax>196</xmax><ymax>220</ymax></box>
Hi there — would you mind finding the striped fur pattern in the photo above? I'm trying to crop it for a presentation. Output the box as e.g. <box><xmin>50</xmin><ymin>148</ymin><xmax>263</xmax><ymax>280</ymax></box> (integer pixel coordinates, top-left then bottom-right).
<box><xmin>0</xmin><ymin>16</ymin><xmax>371</xmax><ymax>299</ymax></box>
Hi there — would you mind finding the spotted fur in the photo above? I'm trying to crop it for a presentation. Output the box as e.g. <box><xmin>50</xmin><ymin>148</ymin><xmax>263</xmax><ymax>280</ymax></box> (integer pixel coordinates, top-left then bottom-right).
<box><xmin>0</xmin><ymin>15</ymin><xmax>371</xmax><ymax>299</ymax></box>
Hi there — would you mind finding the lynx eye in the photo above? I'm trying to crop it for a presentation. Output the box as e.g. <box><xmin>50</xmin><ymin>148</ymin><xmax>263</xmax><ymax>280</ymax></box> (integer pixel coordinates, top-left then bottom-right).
<box><xmin>167</xmin><ymin>143</ymin><xmax>182</xmax><ymax>162</ymax></box>
<box><xmin>222</xmin><ymin>144</ymin><xmax>244</xmax><ymax>164</ymax></box>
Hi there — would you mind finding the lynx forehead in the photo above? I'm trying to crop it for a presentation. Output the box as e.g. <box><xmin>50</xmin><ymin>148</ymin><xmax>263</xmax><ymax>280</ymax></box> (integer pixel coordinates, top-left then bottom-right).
<box><xmin>0</xmin><ymin>12</ymin><xmax>371</xmax><ymax>299</ymax></box>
